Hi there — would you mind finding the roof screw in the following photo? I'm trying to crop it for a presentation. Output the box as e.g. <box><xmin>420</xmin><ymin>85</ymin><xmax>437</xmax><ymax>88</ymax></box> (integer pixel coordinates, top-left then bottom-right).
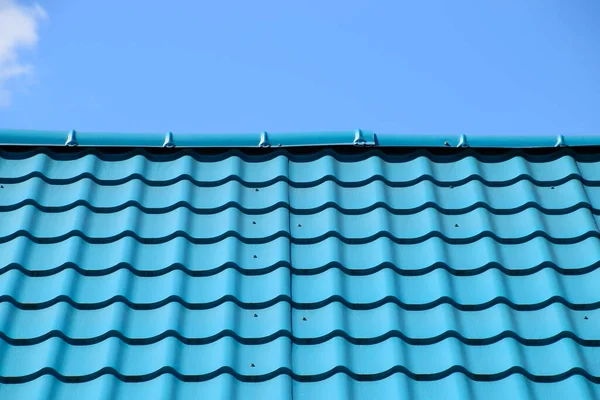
<box><xmin>253</xmin><ymin>255</ymin><xmax>257</xmax><ymax>259</ymax></box>
<box><xmin>253</xmin><ymin>313</ymin><xmax>258</xmax><ymax>318</ymax></box>
<box><xmin>302</xmin><ymin>316</ymin><xmax>307</xmax><ymax>321</ymax></box>
<box><xmin>250</xmin><ymin>363</ymin><xmax>255</xmax><ymax>367</ymax></box>
<box><xmin>65</xmin><ymin>130</ymin><xmax>78</xmax><ymax>147</ymax></box>
<box><xmin>444</xmin><ymin>141</ymin><xmax>450</xmax><ymax>147</ymax></box>
<box><xmin>449</xmin><ymin>185</ymin><xmax>454</xmax><ymax>189</ymax></box>
<box><xmin>0</xmin><ymin>185</ymin><xmax>3</xmax><ymax>189</ymax></box>
<box><xmin>259</xmin><ymin>131</ymin><xmax>270</xmax><ymax>147</ymax></box>
<box><xmin>297</xmin><ymin>224</ymin><xmax>302</xmax><ymax>227</ymax></box>
<box><xmin>457</xmin><ymin>134</ymin><xmax>469</xmax><ymax>148</ymax></box>
<box><xmin>252</xmin><ymin>221</ymin><xmax>256</xmax><ymax>225</ymax></box>
<box><xmin>162</xmin><ymin>131</ymin><xmax>175</xmax><ymax>148</ymax></box>
<box><xmin>454</xmin><ymin>223</ymin><xmax>459</xmax><ymax>227</ymax></box>
<box><xmin>551</xmin><ymin>186</ymin><xmax>555</xmax><ymax>190</ymax></box>
<box><xmin>584</xmin><ymin>316</ymin><xmax>589</xmax><ymax>320</ymax></box>
<box><xmin>255</xmin><ymin>188</ymin><xmax>259</xmax><ymax>192</ymax></box>
<box><xmin>353</xmin><ymin>129</ymin><xmax>367</xmax><ymax>146</ymax></box>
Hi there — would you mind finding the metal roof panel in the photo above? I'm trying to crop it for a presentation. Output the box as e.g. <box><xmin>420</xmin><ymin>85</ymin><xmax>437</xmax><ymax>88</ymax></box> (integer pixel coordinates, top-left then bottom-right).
<box><xmin>1</xmin><ymin>144</ymin><xmax>600</xmax><ymax>398</ymax></box>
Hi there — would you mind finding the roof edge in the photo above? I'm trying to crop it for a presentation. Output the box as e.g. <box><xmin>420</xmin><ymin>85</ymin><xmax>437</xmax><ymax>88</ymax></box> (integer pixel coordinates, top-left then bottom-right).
<box><xmin>0</xmin><ymin>129</ymin><xmax>598</xmax><ymax>149</ymax></box>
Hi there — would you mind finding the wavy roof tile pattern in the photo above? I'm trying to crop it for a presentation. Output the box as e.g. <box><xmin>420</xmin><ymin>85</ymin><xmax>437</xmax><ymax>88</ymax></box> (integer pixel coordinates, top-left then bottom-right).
<box><xmin>1</xmin><ymin>142</ymin><xmax>600</xmax><ymax>399</ymax></box>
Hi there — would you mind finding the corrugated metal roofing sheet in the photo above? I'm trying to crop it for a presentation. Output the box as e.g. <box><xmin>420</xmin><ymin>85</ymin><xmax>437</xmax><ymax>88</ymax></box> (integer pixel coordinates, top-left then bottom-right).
<box><xmin>1</xmin><ymin>144</ymin><xmax>600</xmax><ymax>399</ymax></box>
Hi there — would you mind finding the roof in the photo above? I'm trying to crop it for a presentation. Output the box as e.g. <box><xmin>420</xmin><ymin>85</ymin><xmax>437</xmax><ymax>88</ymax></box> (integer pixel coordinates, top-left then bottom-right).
<box><xmin>0</xmin><ymin>131</ymin><xmax>600</xmax><ymax>399</ymax></box>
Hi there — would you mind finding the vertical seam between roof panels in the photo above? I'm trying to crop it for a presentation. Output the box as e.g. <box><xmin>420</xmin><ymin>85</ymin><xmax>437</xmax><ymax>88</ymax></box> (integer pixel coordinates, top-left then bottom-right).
<box><xmin>287</xmin><ymin>153</ymin><xmax>294</xmax><ymax>400</ymax></box>
<box><xmin>574</xmin><ymin>161</ymin><xmax>600</xmax><ymax>233</ymax></box>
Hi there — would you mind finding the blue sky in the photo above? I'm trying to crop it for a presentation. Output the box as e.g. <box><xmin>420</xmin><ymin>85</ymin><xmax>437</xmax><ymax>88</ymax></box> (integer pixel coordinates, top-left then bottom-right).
<box><xmin>1</xmin><ymin>0</ymin><xmax>599</xmax><ymax>135</ymax></box>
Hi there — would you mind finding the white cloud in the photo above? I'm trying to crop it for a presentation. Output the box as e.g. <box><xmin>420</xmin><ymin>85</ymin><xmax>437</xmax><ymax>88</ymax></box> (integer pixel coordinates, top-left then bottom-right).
<box><xmin>0</xmin><ymin>0</ymin><xmax>46</xmax><ymax>106</ymax></box>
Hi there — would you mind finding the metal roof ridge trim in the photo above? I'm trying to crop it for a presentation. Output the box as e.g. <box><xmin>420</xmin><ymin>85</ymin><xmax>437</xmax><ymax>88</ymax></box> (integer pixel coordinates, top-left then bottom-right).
<box><xmin>0</xmin><ymin>129</ymin><xmax>599</xmax><ymax>148</ymax></box>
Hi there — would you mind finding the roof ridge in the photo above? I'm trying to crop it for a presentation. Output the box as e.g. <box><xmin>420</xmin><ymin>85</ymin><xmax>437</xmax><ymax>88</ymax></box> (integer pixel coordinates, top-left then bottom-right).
<box><xmin>1</xmin><ymin>129</ymin><xmax>599</xmax><ymax>148</ymax></box>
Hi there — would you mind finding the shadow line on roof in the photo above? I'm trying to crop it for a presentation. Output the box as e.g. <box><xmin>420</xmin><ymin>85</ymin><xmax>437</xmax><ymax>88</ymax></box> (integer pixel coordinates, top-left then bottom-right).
<box><xmin>2</xmin><ymin>328</ymin><xmax>599</xmax><ymax>347</ymax></box>
<box><xmin>2</xmin><ymin>228</ymin><xmax>600</xmax><ymax>246</ymax></box>
<box><xmin>0</xmin><ymin>365</ymin><xmax>598</xmax><ymax>384</ymax></box>
<box><xmin>2</xmin><ymin>294</ymin><xmax>599</xmax><ymax>312</ymax></box>
<box><xmin>4</xmin><ymin>146</ymin><xmax>600</xmax><ymax>163</ymax></box>
<box><xmin>1</xmin><ymin>172</ymin><xmax>598</xmax><ymax>189</ymax></box>
<box><xmin>2</xmin><ymin>199</ymin><xmax>599</xmax><ymax>216</ymax></box>
<box><xmin>4</xmin><ymin>259</ymin><xmax>599</xmax><ymax>278</ymax></box>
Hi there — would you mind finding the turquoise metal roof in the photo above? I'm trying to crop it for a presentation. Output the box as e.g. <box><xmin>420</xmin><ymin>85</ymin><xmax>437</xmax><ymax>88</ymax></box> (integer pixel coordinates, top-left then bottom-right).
<box><xmin>0</xmin><ymin>137</ymin><xmax>600</xmax><ymax>399</ymax></box>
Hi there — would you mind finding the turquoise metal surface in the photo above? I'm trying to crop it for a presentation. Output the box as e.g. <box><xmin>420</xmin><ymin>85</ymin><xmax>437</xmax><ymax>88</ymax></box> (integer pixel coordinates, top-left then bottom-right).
<box><xmin>1</xmin><ymin>129</ymin><xmax>600</xmax><ymax>148</ymax></box>
<box><xmin>1</xmin><ymin>145</ymin><xmax>600</xmax><ymax>399</ymax></box>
